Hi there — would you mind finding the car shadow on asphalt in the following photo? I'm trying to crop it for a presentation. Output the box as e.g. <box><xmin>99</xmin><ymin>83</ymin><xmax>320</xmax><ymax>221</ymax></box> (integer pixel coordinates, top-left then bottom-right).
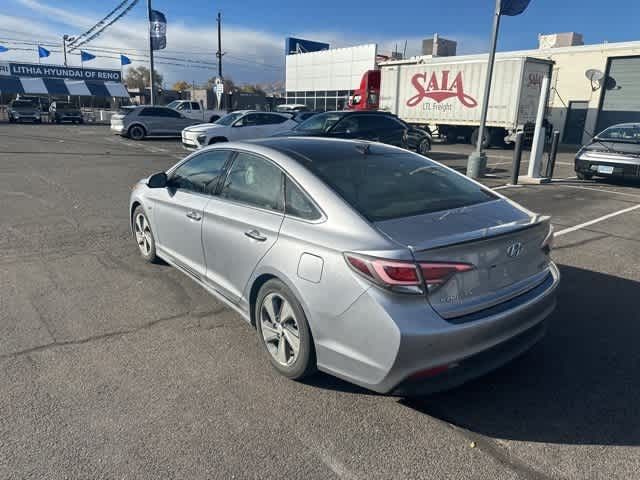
<box><xmin>402</xmin><ymin>264</ymin><xmax>640</xmax><ymax>446</ymax></box>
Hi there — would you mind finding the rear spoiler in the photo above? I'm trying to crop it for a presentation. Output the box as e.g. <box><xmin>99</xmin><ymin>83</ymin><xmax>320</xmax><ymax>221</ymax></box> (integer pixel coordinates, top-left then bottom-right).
<box><xmin>412</xmin><ymin>215</ymin><xmax>551</xmax><ymax>252</ymax></box>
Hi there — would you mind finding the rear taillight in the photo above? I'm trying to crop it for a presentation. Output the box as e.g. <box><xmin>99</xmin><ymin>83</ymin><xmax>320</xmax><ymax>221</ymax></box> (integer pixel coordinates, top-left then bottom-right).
<box><xmin>344</xmin><ymin>253</ymin><xmax>473</xmax><ymax>294</ymax></box>
<box><xmin>420</xmin><ymin>263</ymin><xmax>474</xmax><ymax>292</ymax></box>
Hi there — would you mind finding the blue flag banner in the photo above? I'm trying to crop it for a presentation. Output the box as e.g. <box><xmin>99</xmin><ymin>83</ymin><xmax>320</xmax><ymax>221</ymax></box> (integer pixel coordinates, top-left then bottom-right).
<box><xmin>500</xmin><ymin>0</ymin><xmax>532</xmax><ymax>16</ymax></box>
<box><xmin>38</xmin><ymin>46</ymin><xmax>50</xmax><ymax>58</ymax></box>
<box><xmin>120</xmin><ymin>54</ymin><xmax>132</xmax><ymax>66</ymax></box>
<box><xmin>81</xmin><ymin>51</ymin><xmax>96</xmax><ymax>62</ymax></box>
<box><xmin>150</xmin><ymin>9</ymin><xmax>167</xmax><ymax>50</ymax></box>
<box><xmin>0</xmin><ymin>45</ymin><xmax>8</xmax><ymax>53</ymax></box>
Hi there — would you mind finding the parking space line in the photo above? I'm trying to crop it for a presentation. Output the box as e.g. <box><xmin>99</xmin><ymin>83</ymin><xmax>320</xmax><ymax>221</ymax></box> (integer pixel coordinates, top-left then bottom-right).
<box><xmin>555</xmin><ymin>204</ymin><xmax>640</xmax><ymax>236</ymax></box>
<box><xmin>559</xmin><ymin>184</ymin><xmax>640</xmax><ymax>199</ymax></box>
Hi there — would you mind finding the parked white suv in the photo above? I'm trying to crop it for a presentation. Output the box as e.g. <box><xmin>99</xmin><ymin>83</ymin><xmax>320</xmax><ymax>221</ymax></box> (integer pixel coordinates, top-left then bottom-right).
<box><xmin>181</xmin><ymin>111</ymin><xmax>297</xmax><ymax>150</ymax></box>
<box><xmin>166</xmin><ymin>100</ymin><xmax>225</xmax><ymax>123</ymax></box>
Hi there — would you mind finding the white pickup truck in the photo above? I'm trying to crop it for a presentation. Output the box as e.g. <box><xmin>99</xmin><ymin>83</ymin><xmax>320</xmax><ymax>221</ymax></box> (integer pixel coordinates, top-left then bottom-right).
<box><xmin>165</xmin><ymin>100</ymin><xmax>226</xmax><ymax>123</ymax></box>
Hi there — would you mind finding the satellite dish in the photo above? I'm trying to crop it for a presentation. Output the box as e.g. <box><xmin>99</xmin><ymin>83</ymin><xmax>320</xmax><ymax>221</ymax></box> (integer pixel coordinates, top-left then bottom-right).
<box><xmin>585</xmin><ymin>69</ymin><xmax>605</xmax><ymax>91</ymax></box>
<box><xmin>585</xmin><ymin>69</ymin><xmax>604</xmax><ymax>82</ymax></box>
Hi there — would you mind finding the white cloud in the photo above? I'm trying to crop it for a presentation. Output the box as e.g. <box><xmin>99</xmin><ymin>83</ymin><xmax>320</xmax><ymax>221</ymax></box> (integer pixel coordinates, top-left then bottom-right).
<box><xmin>2</xmin><ymin>0</ymin><xmax>490</xmax><ymax>88</ymax></box>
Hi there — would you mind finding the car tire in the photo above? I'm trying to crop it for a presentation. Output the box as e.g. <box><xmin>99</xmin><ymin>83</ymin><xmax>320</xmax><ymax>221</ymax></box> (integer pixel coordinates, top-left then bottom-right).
<box><xmin>56</xmin><ymin>117</ymin><xmax>62</xmax><ymax>124</ymax></box>
<box><xmin>8</xmin><ymin>116</ymin><xmax>15</xmax><ymax>123</ymax></box>
<box><xmin>577</xmin><ymin>171</ymin><xmax>593</xmax><ymax>180</ymax></box>
<box><xmin>255</xmin><ymin>279</ymin><xmax>317</xmax><ymax>380</ymax></box>
<box><xmin>132</xmin><ymin>205</ymin><xmax>158</xmax><ymax>263</ymax></box>
<box><xmin>79</xmin><ymin>118</ymin><xmax>84</xmax><ymax>124</ymax></box>
<box><xmin>417</xmin><ymin>138</ymin><xmax>431</xmax><ymax>155</ymax></box>
<box><xmin>128</xmin><ymin>125</ymin><xmax>146</xmax><ymax>140</ymax></box>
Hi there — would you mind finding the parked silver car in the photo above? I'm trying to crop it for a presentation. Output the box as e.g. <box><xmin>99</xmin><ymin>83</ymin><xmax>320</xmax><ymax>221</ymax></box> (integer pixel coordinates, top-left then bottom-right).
<box><xmin>111</xmin><ymin>106</ymin><xmax>200</xmax><ymax>140</ymax></box>
<box><xmin>129</xmin><ymin>138</ymin><xmax>559</xmax><ymax>394</ymax></box>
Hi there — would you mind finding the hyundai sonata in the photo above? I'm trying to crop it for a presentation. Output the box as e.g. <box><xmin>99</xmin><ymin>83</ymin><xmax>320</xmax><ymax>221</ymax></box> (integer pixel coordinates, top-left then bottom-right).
<box><xmin>129</xmin><ymin>138</ymin><xmax>558</xmax><ymax>394</ymax></box>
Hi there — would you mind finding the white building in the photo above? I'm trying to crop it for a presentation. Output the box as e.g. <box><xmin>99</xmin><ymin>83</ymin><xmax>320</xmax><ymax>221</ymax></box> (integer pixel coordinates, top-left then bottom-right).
<box><xmin>285</xmin><ymin>35</ymin><xmax>640</xmax><ymax>144</ymax></box>
<box><xmin>285</xmin><ymin>44</ymin><xmax>377</xmax><ymax>111</ymax></box>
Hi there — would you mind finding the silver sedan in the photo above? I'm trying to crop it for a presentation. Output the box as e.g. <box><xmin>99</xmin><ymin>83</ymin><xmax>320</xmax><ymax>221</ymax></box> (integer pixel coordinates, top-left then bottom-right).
<box><xmin>129</xmin><ymin>138</ymin><xmax>559</xmax><ymax>394</ymax></box>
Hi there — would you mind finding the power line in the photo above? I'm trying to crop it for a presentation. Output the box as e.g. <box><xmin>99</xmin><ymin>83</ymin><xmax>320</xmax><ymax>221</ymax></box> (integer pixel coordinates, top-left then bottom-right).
<box><xmin>67</xmin><ymin>0</ymin><xmax>131</xmax><ymax>48</ymax></box>
<box><xmin>69</xmin><ymin>0</ymin><xmax>140</xmax><ymax>52</ymax></box>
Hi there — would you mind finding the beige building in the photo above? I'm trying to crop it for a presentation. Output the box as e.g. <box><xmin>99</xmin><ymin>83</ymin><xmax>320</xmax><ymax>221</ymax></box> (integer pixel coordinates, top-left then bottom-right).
<box><xmin>285</xmin><ymin>34</ymin><xmax>640</xmax><ymax>145</ymax></box>
<box><xmin>507</xmin><ymin>39</ymin><xmax>640</xmax><ymax>144</ymax></box>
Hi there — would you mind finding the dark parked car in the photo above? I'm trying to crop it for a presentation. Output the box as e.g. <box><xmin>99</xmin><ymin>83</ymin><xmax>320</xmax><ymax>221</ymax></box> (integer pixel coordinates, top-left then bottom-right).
<box><xmin>8</xmin><ymin>99</ymin><xmax>41</xmax><ymax>123</ymax></box>
<box><xmin>272</xmin><ymin>111</ymin><xmax>432</xmax><ymax>154</ymax></box>
<box><xmin>291</xmin><ymin>111</ymin><xmax>319</xmax><ymax>123</ymax></box>
<box><xmin>49</xmin><ymin>101</ymin><xmax>83</xmax><ymax>124</ymax></box>
<box><xmin>575</xmin><ymin>123</ymin><xmax>640</xmax><ymax>180</ymax></box>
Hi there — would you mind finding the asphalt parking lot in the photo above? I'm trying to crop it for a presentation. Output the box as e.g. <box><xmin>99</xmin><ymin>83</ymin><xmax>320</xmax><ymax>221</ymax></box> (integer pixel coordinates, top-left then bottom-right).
<box><xmin>1</xmin><ymin>123</ymin><xmax>639</xmax><ymax>479</ymax></box>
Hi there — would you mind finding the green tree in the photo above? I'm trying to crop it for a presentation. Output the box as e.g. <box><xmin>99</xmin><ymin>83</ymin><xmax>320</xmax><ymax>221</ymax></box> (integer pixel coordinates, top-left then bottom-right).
<box><xmin>239</xmin><ymin>84</ymin><xmax>266</xmax><ymax>95</ymax></box>
<box><xmin>125</xmin><ymin>66</ymin><xmax>163</xmax><ymax>90</ymax></box>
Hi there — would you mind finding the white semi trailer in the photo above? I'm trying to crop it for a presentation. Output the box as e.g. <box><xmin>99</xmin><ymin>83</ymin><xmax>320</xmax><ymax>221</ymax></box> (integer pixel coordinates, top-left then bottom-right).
<box><xmin>378</xmin><ymin>55</ymin><xmax>553</xmax><ymax>147</ymax></box>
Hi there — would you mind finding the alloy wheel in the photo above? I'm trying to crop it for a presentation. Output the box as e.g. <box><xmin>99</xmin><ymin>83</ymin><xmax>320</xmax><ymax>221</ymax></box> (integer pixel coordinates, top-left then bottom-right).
<box><xmin>134</xmin><ymin>213</ymin><xmax>153</xmax><ymax>256</ymax></box>
<box><xmin>260</xmin><ymin>293</ymin><xmax>301</xmax><ymax>366</ymax></box>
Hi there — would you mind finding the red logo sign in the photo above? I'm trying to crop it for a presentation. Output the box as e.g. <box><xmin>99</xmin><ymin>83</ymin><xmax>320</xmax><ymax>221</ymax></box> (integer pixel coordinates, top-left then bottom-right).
<box><xmin>407</xmin><ymin>71</ymin><xmax>478</xmax><ymax>108</ymax></box>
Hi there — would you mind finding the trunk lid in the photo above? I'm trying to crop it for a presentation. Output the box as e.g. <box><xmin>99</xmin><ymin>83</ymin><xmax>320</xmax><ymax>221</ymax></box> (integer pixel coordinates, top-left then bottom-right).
<box><xmin>374</xmin><ymin>199</ymin><xmax>552</xmax><ymax>319</ymax></box>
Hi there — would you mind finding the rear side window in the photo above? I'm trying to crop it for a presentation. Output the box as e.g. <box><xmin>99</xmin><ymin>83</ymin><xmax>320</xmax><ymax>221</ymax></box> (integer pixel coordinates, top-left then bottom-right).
<box><xmin>191</xmin><ymin>102</ymin><xmax>201</xmax><ymax>110</ymax></box>
<box><xmin>303</xmin><ymin>148</ymin><xmax>496</xmax><ymax>222</ymax></box>
<box><xmin>285</xmin><ymin>177</ymin><xmax>321</xmax><ymax>221</ymax></box>
<box><xmin>220</xmin><ymin>152</ymin><xmax>284</xmax><ymax>212</ymax></box>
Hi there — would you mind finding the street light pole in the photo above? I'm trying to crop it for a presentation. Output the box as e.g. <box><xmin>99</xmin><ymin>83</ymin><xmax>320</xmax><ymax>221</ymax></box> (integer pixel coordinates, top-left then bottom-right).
<box><xmin>466</xmin><ymin>0</ymin><xmax>501</xmax><ymax>179</ymax></box>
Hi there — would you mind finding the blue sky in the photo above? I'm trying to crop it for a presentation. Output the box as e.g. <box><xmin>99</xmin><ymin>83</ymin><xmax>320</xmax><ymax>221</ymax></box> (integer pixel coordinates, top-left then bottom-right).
<box><xmin>1</xmin><ymin>0</ymin><xmax>639</xmax><ymax>86</ymax></box>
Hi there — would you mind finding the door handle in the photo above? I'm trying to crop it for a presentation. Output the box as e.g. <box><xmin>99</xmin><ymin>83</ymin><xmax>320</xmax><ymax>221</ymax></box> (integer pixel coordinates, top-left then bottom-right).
<box><xmin>244</xmin><ymin>229</ymin><xmax>267</xmax><ymax>242</ymax></box>
<box><xmin>186</xmin><ymin>210</ymin><xmax>202</xmax><ymax>221</ymax></box>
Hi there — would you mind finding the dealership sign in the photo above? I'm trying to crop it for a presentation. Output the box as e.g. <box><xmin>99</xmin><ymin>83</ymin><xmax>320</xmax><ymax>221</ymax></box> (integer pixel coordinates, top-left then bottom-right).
<box><xmin>406</xmin><ymin>71</ymin><xmax>478</xmax><ymax>108</ymax></box>
<box><xmin>0</xmin><ymin>62</ymin><xmax>121</xmax><ymax>82</ymax></box>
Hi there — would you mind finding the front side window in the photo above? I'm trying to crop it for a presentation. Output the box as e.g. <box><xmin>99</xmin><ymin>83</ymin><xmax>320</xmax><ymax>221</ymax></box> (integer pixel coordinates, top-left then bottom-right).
<box><xmin>191</xmin><ymin>102</ymin><xmax>201</xmax><ymax>110</ymax></box>
<box><xmin>220</xmin><ymin>152</ymin><xmax>283</xmax><ymax>212</ymax></box>
<box><xmin>169</xmin><ymin>150</ymin><xmax>231</xmax><ymax>194</ymax></box>
<box><xmin>285</xmin><ymin>177</ymin><xmax>321</xmax><ymax>221</ymax></box>
<box><xmin>235</xmin><ymin>113</ymin><xmax>260</xmax><ymax>127</ymax></box>
<box><xmin>215</xmin><ymin>112</ymin><xmax>244</xmax><ymax>126</ymax></box>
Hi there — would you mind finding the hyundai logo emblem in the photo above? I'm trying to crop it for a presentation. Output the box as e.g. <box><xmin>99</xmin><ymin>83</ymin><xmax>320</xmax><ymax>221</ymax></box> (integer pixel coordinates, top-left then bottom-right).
<box><xmin>507</xmin><ymin>242</ymin><xmax>523</xmax><ymax>258</ymax></box>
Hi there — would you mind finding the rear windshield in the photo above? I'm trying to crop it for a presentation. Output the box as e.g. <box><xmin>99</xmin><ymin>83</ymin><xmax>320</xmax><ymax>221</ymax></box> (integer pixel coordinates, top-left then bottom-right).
<box><xmin>303</xmin><ymin>147</ymin><xmax>497</xmax><ymax>222</ymax></box>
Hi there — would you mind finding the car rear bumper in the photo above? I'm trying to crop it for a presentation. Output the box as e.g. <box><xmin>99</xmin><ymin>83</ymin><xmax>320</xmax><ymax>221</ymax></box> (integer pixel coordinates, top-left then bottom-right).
<box><xmin>575</xmin><ymin>155</ymin><xmax>640</xmax><ymax>178</ymax></box>
<box><xmin>317</xmin><ymin>262</ymin><xmax>559</xmax><ymax>395</ymax></box>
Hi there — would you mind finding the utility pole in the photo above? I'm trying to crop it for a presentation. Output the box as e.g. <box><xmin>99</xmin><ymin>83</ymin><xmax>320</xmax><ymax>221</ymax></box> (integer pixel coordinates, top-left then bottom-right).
<box><xmin>216</xmin><ymin>12</ymin><xmax>223</xmax><ymax>78</ymax></box>
<box><xmin>216</xmin><ymin>11</ymin><xmax>224</xmax><ymax>110</ymax></box>
<box><xmin>147</xmin><ymin>0</ymin><xmax>155</xmax><ymax>105</ymax></box>
<box><xmin>62</xmin><ymin>35</ymin><xmax>68</xmax><ymax>67</ymax></box>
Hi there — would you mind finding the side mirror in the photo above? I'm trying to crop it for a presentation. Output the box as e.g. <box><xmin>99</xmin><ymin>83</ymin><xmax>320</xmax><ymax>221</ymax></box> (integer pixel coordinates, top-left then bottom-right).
<box><xmin>147</xmin><ymin>172</ymin><xmax>167</xmax><ymax>188</ymax></box>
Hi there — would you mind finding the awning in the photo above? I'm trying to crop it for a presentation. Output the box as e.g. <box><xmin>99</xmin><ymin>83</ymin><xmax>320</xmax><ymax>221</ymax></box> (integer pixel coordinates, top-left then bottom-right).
<box><xmin>0</xmin><ymin>75</ymin><xmax>129</xmax><ymax>97</ymax></box>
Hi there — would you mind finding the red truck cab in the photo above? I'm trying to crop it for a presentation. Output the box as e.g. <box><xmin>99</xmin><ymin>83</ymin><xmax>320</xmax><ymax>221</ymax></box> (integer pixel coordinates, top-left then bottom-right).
<box><xmin>347</xmin><ymin>70</ymin><xmax>381</xmax><ymax>110</ymax></box>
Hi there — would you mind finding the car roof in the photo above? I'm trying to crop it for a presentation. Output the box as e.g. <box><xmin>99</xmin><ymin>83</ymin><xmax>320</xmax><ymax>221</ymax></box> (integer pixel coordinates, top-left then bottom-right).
<box><xmin>247</xmin><ymin>136</ymin><xmax>405</xmax><ymax>166</ymax></box>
